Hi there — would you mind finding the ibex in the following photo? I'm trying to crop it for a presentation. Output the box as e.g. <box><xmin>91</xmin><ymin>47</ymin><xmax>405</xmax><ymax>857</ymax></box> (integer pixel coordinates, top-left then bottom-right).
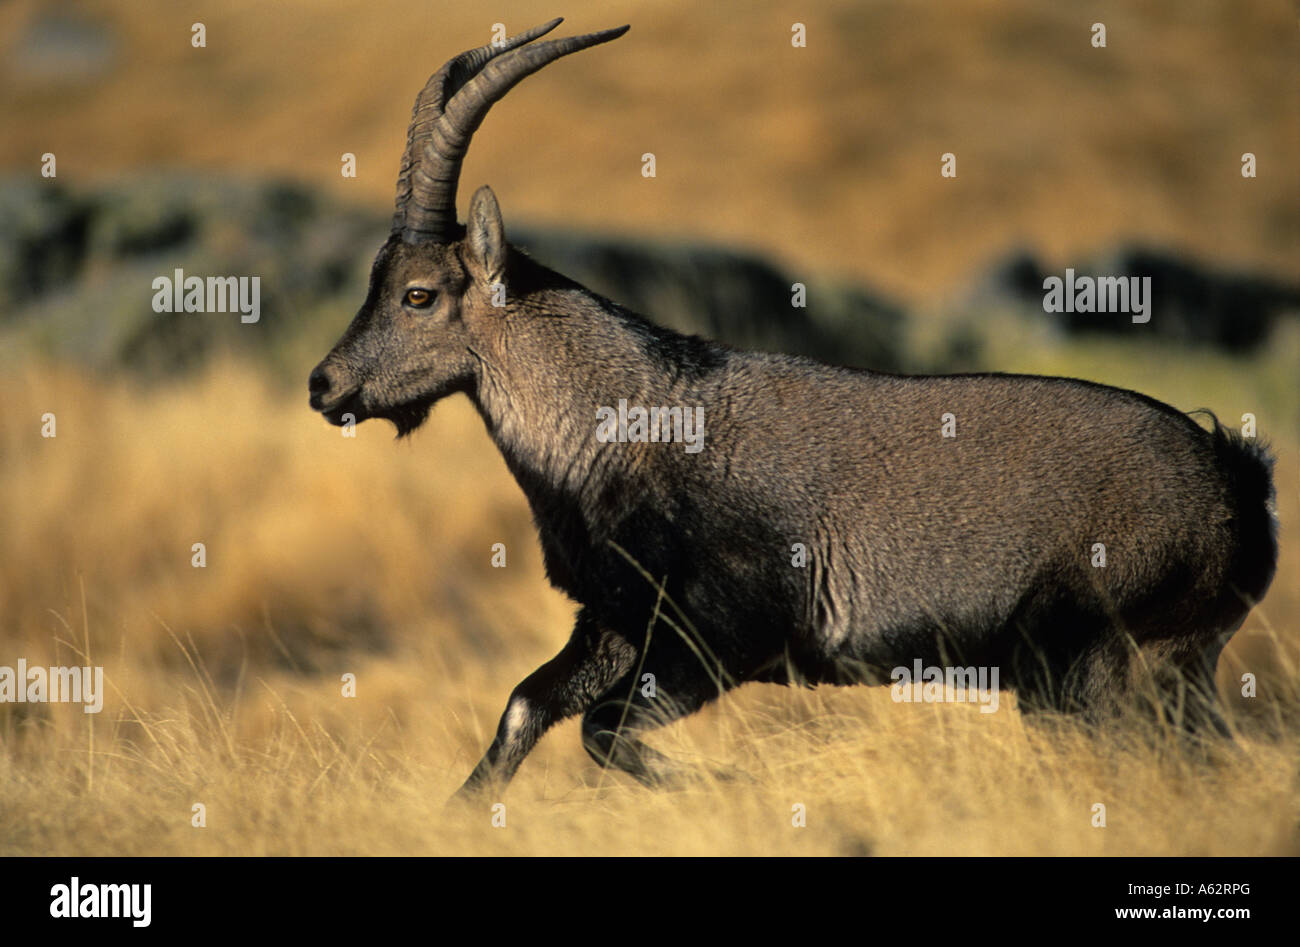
<box><xmin>308</xmin><ymin>19</ymin><xmax>1278</xmax><ymax>799</ymax></box>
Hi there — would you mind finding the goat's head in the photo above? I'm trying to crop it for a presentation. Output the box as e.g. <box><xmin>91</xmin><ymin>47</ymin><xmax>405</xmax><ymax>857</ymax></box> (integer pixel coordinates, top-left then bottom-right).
<box><xmin>309</xmin><ymin>18</ymin><xmax>628</xmax><ymax>435</ymax></box>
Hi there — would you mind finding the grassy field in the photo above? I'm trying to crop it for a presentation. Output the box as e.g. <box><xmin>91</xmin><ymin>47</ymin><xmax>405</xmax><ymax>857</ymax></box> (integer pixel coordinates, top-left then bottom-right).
<box><xmin>1</xmin><ymin>0</ymin><xmax>1297</xmax><ymax>855</ymax></box>
<box><xmin>1</xmin><ymin>327</ymin><xmax>1296</xmax><ymax>855</ymax></box>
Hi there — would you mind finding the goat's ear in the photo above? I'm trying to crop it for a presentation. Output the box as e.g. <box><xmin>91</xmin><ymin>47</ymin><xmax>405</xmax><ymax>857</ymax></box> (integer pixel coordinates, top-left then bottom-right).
<box><xmin>466</xmin><ymin>185</ymin><xmax>506</xmax><ymax>288</ymax></box>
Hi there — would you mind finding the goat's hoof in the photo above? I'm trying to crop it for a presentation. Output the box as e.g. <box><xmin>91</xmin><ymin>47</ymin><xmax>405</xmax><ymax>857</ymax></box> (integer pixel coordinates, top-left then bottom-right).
<box><xmin>445</xmin><ymin>781</ymin><xmax>493</xmax><ymax>811</ymax></box>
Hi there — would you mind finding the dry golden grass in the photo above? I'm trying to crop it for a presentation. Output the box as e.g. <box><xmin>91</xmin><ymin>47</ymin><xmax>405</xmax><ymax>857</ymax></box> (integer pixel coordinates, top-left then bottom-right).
<box><xmin>2</xmin><ymin>0</ymin><xmax>1296</xmax><ymax>857</ymax></box>
<box><xmin>1</xmin><ymin>356</ymin><xmax>1296</xmax><ymax>855</ymax></box>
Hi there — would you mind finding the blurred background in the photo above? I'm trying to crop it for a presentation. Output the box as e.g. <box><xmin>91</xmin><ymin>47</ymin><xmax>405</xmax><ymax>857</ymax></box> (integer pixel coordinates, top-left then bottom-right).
<box><xmin>1</xmin><ymin>0</ymin><xmax>1296</xmax><ymax>855</ymax></box>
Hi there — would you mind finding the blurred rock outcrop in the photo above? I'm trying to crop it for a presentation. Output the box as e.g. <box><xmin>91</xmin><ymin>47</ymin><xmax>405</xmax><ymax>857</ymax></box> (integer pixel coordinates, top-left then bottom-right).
<box><xmin>0</xmin><ymin>177</ymin><xmax>907</xmax><ymax>378</ymax></box>
<box><xmin>980</xmin><ymin>246</ymin><xmax>1300</xmax><ymax>351</ymax></box>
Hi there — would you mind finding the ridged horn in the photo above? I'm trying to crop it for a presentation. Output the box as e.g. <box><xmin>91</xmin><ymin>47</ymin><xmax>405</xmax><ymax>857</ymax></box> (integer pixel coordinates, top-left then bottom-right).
<box><xmin>396</xmin><ymin>20</ymin><xmax>630</xmax><ymax>244</ymax></box>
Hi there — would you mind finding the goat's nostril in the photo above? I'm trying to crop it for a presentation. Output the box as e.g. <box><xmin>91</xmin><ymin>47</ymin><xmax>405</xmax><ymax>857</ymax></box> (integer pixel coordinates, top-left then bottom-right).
<box><xmin>308</xmin><ymin>365</ymin><xmax>333</xmax><ymax>397</ymax></box>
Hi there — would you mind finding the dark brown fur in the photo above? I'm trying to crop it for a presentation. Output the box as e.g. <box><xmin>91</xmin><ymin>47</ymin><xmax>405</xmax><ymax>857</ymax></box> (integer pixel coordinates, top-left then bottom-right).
<box><xmin>309</xmin><ymin>26</ymin><xmax>1278</xmax><ymax>799</ymax></box>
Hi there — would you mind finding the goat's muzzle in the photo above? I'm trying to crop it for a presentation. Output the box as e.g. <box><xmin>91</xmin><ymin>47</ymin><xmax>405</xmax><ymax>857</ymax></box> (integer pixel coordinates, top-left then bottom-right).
<box><xmin>309</xmin><ymin>361</ymin><xmax>364</xmax><ymax>424</ymax></box>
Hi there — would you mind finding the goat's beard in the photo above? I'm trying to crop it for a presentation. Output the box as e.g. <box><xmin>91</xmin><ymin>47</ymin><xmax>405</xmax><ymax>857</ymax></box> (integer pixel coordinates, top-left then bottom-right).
<box><xmin>380</xmin><ymin>395</ymin><xmax>437</xmax><ymax>438</ymax></box>
<box><xmin>336</xmin><ymin>378</ymin><xmax>469</xmax><ymax>439</ymax></box>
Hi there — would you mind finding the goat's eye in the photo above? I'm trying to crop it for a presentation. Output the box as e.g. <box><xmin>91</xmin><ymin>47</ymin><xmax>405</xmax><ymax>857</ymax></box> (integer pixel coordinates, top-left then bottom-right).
<box><xmin>404</xmin><ymin>288</ymin><xmax>433</xmax><ymax>308</ymax></box>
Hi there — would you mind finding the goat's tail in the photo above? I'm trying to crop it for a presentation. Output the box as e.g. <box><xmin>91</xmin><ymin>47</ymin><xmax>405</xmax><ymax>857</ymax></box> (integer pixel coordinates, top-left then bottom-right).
<box><xmin>1192</xmin><ymin>409</ymin><xmax>1279</xmax><ymax>606</ymax></box>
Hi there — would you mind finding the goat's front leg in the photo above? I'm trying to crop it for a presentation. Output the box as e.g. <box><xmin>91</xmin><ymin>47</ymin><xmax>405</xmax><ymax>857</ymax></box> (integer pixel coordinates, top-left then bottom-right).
<box><xmin>451</xmin><ymin>610</ymin><xmax>636</xmax><ymax>803</ymax></box>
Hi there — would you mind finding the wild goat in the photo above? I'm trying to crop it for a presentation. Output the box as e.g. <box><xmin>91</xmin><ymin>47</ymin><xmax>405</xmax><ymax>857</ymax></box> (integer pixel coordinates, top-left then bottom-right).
<box><xmin>308</xmin><ymin>19</ymin><xmax>1278</xmax><ymax>798</ymax></box>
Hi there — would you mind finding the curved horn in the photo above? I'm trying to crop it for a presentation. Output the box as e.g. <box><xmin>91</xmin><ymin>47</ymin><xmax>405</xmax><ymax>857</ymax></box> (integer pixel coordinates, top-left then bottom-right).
<box><xmin>400</xmin><ymin>22</ymin><xmax>630</xmax><ymax>244</ymax></box>
<box><xmin>392</xmin><ymin>18</ymin><xmax>564</xmax><ymax>237</ymax></box>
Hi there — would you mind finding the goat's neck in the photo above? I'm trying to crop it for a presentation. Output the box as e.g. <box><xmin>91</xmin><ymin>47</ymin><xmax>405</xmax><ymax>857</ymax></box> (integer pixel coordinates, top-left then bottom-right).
<box><xmin>469</xmin><ymin>283</ymin><xmax>674</xmax><ymax>511</ymax></box>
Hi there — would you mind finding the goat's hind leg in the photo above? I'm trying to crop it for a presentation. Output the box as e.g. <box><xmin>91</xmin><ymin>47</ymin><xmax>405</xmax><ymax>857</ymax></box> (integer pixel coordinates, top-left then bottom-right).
<box><xmin>1058</xmin><ymin>633</ymin><xmax>1227</xmax><ymax>736</ymax></box>
<box><xmin>1148</xmin><ymin>636</ymin><xmax>1234</xmax><ymax>740</ymax></box>
<box><xmin>1007</xmin><ymin>631</ymin><xmax>1135</xmax><ymax>730</ymax></box>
